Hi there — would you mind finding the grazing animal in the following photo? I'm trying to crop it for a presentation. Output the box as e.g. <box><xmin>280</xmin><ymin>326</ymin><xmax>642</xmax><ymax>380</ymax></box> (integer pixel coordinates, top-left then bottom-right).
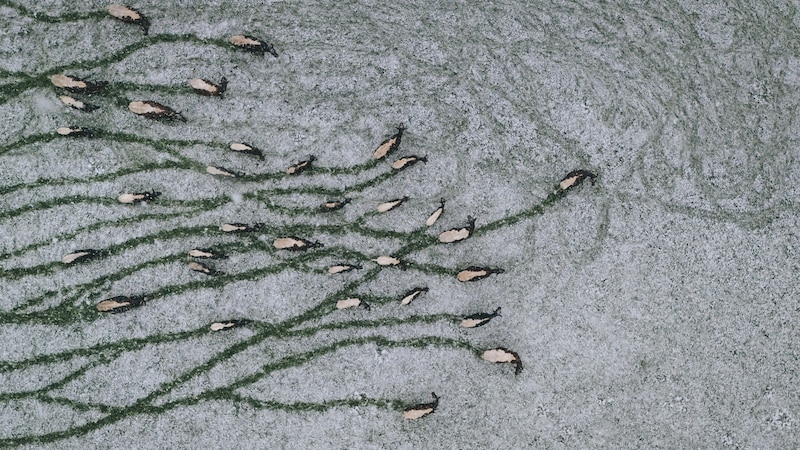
<box><xmin>117</xmin><ymin>190</ymin><xmax>161</xmax><ymax>204</ymax></box>
<box><xmin>188</xmin><ymin>248</ymin><xmax>226</xmax><ymax>259</ymax></box>
<box><xmin>438</xmin><ymin>216</ymin><xmax>475</xmax><ymax>243</ymax></box>
<box><xmin>230</xmin><ymin>35</ymin><xmax>278</xmax><ymax>57</ymax></box>
<box><xmin>273</xmin><ymin>236</ymin><xmax>323</xmax><ymax>251</ymax></box>
<box><xmin>481</xmin><ymin>347</ymin><xmax>523</xmax><ymax>375</ymax></box>
<box><xmin>96</xmin><ymin>295</ymin><xmax>146</xmax><ymax>313</ymax></box>
<box><xmin>190</xmin><ymin>77</ymin><xmax>227</xmax><ymax>97</ymax></box>
<box><xmin>210</xmin><ymin>319</ymin><xmax>250</xmax><ymax>331</ymax></box>
<box><xmin>559</xmin><ymin>169</ymin><xmax>597</xmax><ymax>191</ymax></box>
<box><xmin>336</xmin><ymin>297</ymin><xmax>370</xmax><ymax>311</ymax></box>
<box><xmin>319</xmin><ymin>198</ymin><xmax>350</xmax><ymax>212</ymax></box>
<box><xmin>188</xmin><ymin>261</ymin><xmax>218</xmax><ymax>275</ymax></box>
<box><xmin>62</xmin><ymin>249</ymin><xmax>104</xmax><ymax>265</ymax></box>
<box><xmin>402</xmin><ymin>392</ymin><xmax>439</xmax><ymax>420</ymax></box>
<box><xmin>286</xmin><ymin>155</ymin><xmax>315</xmax><ymax>175</ymax></box>
<box><xmin>128</xmin><ymin>101</ymin><xmax>184</xmax><ymax>121</ymax></box>
<box><xmin>220</xmin><ymin>222</ymin><xmax>263</xmax><ymax>233</ymax></box>
<box><xmin>391</xmin><ymin>155</ymin><xmax>427</xmax><ymax>170</ymax></box>
<box><xmin>373</xmin><ymin>124</ymin><xmax>406</xmax><ymax>160</ymax></box>
<box><xmin>229</xmin><ymin>142</ymin><xmax>263</xmax><ymax>158</ymax></box>
<box><xmin>425</xmin><ymin>198</ymin><xmax>445</xmax><ymax>227</ymax></box>
<box><xmin>377</xmin><ymin>196</ymin><xmax>408</xmax><ymax>213</ymax></box>
<box><xmin>59</xmin><ymin>95</ymin><xmax>97</xmax><ymax>111</ymax></box>
<box><xmin>373</xmin><ymin>255</ymin><xmax>401</xmax><ymax>266</ymax></box>
<box><xmin>108</xmin><ymin>4</ymin><xmax>150</xmax><ymax>35</ymax></box>
<box><xmin>400</xmin><ymin>287</ymin><xmax>429</xmax><ymax>306</ymax></box>
<box><xmin>460</xmin><ymin>307</ymin><xmax>501</xmax><ymax>328</ymax></box>
<box><xmin>50</xmin><ymin>74</ymin><xmax>107</xmax><ymax>94</ymax></box>
<box><xmin>456</xmin><ymin>266</ymin><xmax>504</xmax><ymax>282</ymax></box>
<box><xmin>328</xmin><ymin>263</ymin><xmax>361</xmax><ymax>274</ymax></box>
<box><xmin>206</xmin><ymin>165</ymin><xmax>241</xmax><ymax>177</ymax></box>
<box><xmin>57</xmin><ymin>126</ymin><xmax>94</xmax><ymax>138</ymax></box>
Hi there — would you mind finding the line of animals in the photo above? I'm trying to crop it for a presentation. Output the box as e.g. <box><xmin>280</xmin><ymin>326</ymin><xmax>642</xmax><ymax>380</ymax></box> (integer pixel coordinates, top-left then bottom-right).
<box><xmin>48</xmin><ymin>3</ymin><xmax>597</xmax><ymax>420</ymax></box>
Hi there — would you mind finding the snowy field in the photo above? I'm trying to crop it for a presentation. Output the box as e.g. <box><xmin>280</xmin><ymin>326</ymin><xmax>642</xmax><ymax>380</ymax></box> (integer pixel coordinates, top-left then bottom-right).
<box><xmin>1</xmin><ymin>0</ymin><xmax>799</xmax><ymax>448</ymax></box>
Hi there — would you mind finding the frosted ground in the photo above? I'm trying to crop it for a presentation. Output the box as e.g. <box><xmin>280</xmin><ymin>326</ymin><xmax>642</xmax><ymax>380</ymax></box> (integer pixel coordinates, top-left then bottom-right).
<box><xmin>1</xmin><ymin>0</ymin><xmax>799</xmax><ymax>448</ymax></box>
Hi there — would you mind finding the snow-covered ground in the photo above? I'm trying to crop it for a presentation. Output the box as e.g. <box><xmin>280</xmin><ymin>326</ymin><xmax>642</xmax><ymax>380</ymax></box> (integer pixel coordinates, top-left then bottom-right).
<box><xmin>1</xmin><ymin>1</ymin><xmax>798</xmax><ymax>447</ymax></box>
